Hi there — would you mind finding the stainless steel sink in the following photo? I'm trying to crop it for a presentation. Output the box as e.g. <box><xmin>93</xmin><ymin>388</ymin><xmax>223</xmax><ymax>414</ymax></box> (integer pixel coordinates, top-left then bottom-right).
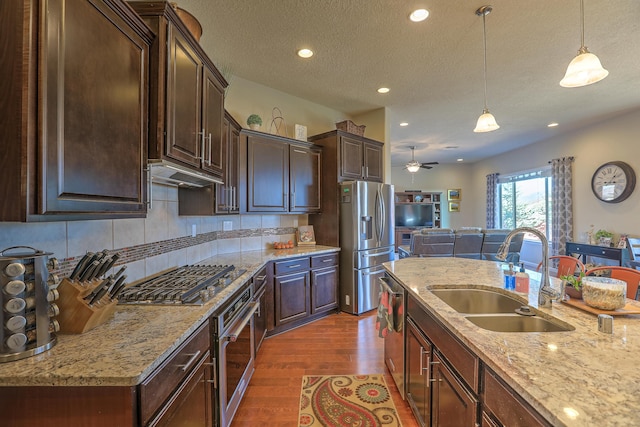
<box><xmin>430</xmin><ymin>289</ymin><xmax>524</xmax><ymax>314</ymax></box>
<box><xmin>465</xmin><ymin>314</ymin><xmax>575</xmax><ymax>332</ymax></box>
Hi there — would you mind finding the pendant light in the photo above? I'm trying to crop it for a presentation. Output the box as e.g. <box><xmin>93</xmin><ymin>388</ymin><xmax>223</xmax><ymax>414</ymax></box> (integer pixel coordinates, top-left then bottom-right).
<box><xmin>560</xmin><ymin>0</ymin><xmax>608</xmax><ymax>87</ymax></box>
<box><xmin>474</xmin><ymin>5</ymin><xmax>499</xmax><ymax>133</ymax></box>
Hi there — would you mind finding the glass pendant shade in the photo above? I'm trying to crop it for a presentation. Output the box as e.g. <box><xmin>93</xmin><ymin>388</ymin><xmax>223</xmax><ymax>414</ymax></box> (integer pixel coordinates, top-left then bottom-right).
<box><xmin>560</xmin><ymin>49</ymin><xmax>609</xmax><ymax>87</ymax></box>
<box><xmin>474</xmin><ymin>109</ymin><xmax>500</xmax><ymax>133</ymax></box>
<box><xmin>406</xmin><ymin>162</ymin><xmax>421</xmax><ymax>173</ymax></box>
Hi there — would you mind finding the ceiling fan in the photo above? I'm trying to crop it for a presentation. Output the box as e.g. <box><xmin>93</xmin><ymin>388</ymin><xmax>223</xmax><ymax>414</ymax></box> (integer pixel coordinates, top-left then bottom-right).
<box><xmin>405</xmin><ymin>146</ymin><xmax>439</xmax><ymax>172</ymax></box>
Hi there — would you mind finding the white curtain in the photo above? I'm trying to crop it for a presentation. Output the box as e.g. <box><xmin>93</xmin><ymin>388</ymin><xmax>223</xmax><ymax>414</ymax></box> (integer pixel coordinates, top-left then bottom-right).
<box><xmin>485</xmin><ymin>173</ymin><xmax>499</xmax><ymax>228</ymax></box>
<box><xmin>551</xmin><ymin>157</ymin><xmax>574</xmax><ymax>255</ymax></box>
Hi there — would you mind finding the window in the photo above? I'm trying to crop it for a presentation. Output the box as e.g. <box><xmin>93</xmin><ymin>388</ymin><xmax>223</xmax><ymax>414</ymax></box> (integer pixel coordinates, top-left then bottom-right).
<box><xmin>498</xmin><ymin>167</ymin><xmax>552</xmax><ymax>241</ymax></box>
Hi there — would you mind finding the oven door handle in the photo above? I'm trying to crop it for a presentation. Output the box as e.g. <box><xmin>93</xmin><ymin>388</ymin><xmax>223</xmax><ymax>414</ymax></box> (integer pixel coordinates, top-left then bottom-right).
<box><xmin>224</xmin><ymin>302</ymin><xmax>259</xmax><ymax>342</ymax></box>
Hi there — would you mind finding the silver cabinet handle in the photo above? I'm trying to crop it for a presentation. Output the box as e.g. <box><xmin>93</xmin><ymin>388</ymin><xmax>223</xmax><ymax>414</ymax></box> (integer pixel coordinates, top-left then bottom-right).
<box><xmin>178</xmin><ymin>350</ymin><xmax>201</xmax><ymax>372</ymax></box>
<box><xmin>288</xmin><ymin>264</ymin><xmax>301</xmax><ymax>269</ymax></box>
<box><xmin>207</xmin><ymin>133</ymin><xmax>212</xmax><ymax>166</ymax></box>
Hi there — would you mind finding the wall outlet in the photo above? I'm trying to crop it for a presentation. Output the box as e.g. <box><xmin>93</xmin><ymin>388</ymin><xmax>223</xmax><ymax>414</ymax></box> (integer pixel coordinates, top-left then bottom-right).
<box><xmin>345</xmin><ymin>295</ymin><xmax>350</xmax><ymax>306</ymax></box>
<box><xmin>191</xmin><ymin>224</ymin><xmax>196</xmax><ymax>237</ymax></box>
<box><xmin>223</xmin><ymin>221</ymin><xmax>232</xmax><ymax>231</ymax></box>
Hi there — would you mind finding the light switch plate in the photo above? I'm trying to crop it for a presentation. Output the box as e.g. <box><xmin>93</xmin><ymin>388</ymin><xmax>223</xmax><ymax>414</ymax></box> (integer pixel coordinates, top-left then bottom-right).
<box><xmin>191</xmin><ymin>224</ymin><xmax>196</xmax><ymax>237</ymax></box>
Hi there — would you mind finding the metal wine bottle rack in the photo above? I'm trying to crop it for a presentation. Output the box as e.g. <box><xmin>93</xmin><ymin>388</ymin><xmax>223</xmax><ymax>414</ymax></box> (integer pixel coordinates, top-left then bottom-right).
<box><xmin>0</xmin><ymin>246</ymin><xmax>60</xmax><ymax>363</ymax></box>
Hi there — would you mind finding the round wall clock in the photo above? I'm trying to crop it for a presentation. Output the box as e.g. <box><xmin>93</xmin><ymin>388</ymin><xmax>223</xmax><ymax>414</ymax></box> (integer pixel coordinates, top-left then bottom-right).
<box><xmin>591</xmin><ymin>161</ymin><xmax>636</xmax><ymax>203</ymax></box>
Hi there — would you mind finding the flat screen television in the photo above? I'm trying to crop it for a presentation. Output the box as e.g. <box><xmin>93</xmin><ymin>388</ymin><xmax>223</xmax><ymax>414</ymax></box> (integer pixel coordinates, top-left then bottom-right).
<box><xmin>395</xmin><ymin>203</ymin><xmax>434</xmax><ymax>227</ymax></box>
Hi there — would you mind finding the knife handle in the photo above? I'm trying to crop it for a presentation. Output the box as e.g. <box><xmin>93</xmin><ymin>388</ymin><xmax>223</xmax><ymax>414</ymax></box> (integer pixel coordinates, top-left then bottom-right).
<box><xmin>70</xmin><ymin>252</ymin><xmax>93</xmax><ymax>280</ymax></box>
<box><xmin>79</xmin><ymin>261</ymin><xmax>100</xmax><ymax>282</ymax></box>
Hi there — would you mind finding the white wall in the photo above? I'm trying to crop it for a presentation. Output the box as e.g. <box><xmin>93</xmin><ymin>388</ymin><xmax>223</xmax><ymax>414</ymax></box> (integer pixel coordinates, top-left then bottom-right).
<box><xmin>390</xmin><ymin>163</ymin><xmax>476</xmax><ymax>229</ymax></box>
<box><xmin>470</xmin><ymin>108</ymin><xmax>640</xmax><ymax>242</ymax></box>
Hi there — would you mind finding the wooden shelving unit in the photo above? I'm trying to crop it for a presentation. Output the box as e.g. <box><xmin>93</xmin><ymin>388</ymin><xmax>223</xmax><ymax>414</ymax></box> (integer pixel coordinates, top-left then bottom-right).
<box><xmin>394</xmin><ymin>191</ymin><xmax>442</xmax><ymax>251</ymax></box>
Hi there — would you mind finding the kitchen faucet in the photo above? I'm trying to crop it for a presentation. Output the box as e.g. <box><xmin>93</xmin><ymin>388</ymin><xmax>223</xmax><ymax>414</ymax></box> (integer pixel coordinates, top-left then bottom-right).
<box><xmin>495</xmin><ymin>227</ymin><xmax>560</xmax><ymax>308</ymax></box>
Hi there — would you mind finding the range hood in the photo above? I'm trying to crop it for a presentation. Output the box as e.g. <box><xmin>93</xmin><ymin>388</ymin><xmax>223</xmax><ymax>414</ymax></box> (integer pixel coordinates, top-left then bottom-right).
<box><xmin>148</xmin><ymin>159</ymin><xmax>223</xmax><ymax>187</ymax></box>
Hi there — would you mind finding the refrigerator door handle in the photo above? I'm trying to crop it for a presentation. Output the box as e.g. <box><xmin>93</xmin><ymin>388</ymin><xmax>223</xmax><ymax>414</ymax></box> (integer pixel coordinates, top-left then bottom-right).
<box><xmin>379</xmin><ymin>185</ymin><xmax>386</xmax><ymax>245</ymax></box>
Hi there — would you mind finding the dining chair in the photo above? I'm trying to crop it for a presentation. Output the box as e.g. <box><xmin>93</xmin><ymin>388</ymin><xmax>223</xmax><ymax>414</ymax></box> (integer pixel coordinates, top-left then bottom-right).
<box><xmin>584</xmin><ymin>266</ymin><xmax>640</xmax><ymax>301</ymax></box>
<box><xmin>536</xmin><ymin>255</ymin><xmax>585</xmax><ymax>278</ymax></box>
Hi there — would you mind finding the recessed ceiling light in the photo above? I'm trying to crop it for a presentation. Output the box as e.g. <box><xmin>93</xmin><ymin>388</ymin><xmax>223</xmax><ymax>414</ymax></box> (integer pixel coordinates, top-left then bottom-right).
<box><xmin>457</xmin><ymin>158</ymin><xmax>464</xmax><ymax>162</ymax></box>
<box><xmin>547</xmin><ymin>122</ymin><xmax>559</xmax><ymax>127</ymax></box>
<box><xmin>400</xmin><ymin>122</ymin><xmax>409</xmax><ymax>127</ymax></box>
<box><xmin>409</xmin><ymin>9</ymin><xmax>429</xmax><ymax>22</ymax></box>
<box><xmin>377</xmin><ymin>87</ymin><xmax>390</xmax><ymax>94</ymax></box>
<box><xmin>297</xmin><ymin>48</ymin><xmax>313</xmax><ymax>58</ymax></box>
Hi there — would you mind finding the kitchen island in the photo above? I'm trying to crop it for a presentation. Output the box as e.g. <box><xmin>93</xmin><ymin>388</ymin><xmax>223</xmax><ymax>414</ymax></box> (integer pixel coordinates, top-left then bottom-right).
<box><xmin>0</xmin><ymin>245</ymin><xmax>339</xmax><ymax>425</ymax></box>
<box><xmin>385</xmin><ymin>257</ymin><xmax>640</xmax><ymax>427</ymax></box>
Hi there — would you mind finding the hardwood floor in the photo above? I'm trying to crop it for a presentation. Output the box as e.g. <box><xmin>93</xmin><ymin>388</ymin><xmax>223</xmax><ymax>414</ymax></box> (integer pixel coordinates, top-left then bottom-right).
<box><xmin>231</xmin><ymin>311</ymin><xmax>418</xmax><ymax>427</ymax></box>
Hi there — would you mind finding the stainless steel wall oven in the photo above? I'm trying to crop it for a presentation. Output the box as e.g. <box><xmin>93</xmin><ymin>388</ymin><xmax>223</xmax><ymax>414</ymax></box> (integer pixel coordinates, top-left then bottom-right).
<box><xmin>212</xmin><ymin>287</ymin><xmax>258</xmax><ymax>427</ymax></box>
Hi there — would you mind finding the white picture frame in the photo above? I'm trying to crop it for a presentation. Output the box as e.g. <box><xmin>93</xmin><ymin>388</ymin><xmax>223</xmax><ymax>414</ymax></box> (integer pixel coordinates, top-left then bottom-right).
<box><xmin>295</xmin><ymin>124</ymin><xmax>307</xmax><ymax>141</ymax></box>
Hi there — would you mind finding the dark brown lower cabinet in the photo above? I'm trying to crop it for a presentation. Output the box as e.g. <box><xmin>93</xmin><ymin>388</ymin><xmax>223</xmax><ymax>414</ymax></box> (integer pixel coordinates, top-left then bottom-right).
<box><xmin>268</xmin><ymin>254</ymin><xmax>339</xmax><ymax>336</ymax></box>
<box><xmin>431</xmin><ymin>351</ymin><xmax>478</xmax><ymax>427</ymax></box>
<box><xmin>406</xmin><ymin>318</ymin><xmax>432</xmax><ymax>427</ymax></box>
<box><xmin>482</xmin><ymin>368</ymin><xmax>552</xmax><ymax>427</ymax></box>
<box><xmin>148</xmin><ymin>356</ymin><xmax>213</xmax><ymax>427</ymax></box>
<box><xmin>275</xmin><ymin>270</ymin><xmax>311</xmax><ymax>327</ymax></box>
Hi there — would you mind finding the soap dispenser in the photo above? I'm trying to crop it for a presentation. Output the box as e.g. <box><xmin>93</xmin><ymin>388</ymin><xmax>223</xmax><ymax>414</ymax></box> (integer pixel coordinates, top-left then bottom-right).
<box><xmin>504</xmin><ymin>263</ymin><xmax>516</xmax><ymax>290</ymax></box>
<box><xmin>515</xmin><ymin>262</ymin><xmax>529</xmax><ymax>293</ymax></box>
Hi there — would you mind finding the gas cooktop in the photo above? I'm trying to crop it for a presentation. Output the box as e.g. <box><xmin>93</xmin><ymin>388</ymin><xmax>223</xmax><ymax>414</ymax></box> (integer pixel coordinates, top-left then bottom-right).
<box><xmin>118</xmin><ymin>264</ymin><xmax>246</xmax><ymax>305</ymax></box>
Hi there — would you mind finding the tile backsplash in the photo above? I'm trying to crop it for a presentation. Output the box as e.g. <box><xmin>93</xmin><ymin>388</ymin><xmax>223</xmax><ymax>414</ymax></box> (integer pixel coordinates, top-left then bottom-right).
<box><xmin>0</xmin><ymin>183</ymin><xmax>306</xmax><ymax>282</ymax></box>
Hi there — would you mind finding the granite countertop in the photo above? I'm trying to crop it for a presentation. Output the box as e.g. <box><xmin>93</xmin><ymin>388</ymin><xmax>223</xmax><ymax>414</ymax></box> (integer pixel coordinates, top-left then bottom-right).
<box><xmin>0</xmin><ymin>245</ymin><xmax>339</xmax><ymax>388</ymax></box>
<box><xmin>384</xmin><ymin>257</ymin><xmax>640</xmax><ymax>427</ymax></box>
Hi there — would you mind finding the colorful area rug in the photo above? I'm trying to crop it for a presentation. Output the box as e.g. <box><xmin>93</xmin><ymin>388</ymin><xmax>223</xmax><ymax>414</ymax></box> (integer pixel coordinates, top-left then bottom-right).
<box><xmin>298</xmin><ymin>374</ymin><xmax>402</xmax><ymax>427</ymax></box>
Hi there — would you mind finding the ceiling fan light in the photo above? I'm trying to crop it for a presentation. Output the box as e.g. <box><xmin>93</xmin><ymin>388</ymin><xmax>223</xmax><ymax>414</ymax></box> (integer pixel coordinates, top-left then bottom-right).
<box><xmin>406</xmin><ymin>161</ymin><xmax>421</xmax><ymax>173</ymax></box>
<box><xmin>560</xmin><ymin>51</ymin><xmax>609</xmax><ymax>87</ymax></box>
<box><xmin>474</xmin><ymin>110</ymin><xmax>500</xmax><ymax>133</ymax></box>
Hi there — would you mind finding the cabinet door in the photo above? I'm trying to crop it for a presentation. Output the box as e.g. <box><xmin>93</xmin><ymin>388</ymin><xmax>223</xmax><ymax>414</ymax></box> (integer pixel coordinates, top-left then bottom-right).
<box><xmin>290</xmin><ymin>145</ymin><xmax>321</xmax><ymax>213</ymax></box>
<box><xmin>226</xmin><ymin>122</ymin><xmax>241</xmax><ymax>213</ymax></box>
<box><xmin>148</xmin><ymin>357</ymin><xmax>213</xmax><ymax>427</ymax></box>
<box><xmin>406</xmin><ymin>319</ymin><xmax>431</xmax><ymax>427</ymax></box>
<box><xmin>166</xmin><ymin>26</ymin><xmax>202</xmax><ymax>168</ymax></box>
<box><xmin>246</xmin><ymin>135</ymin><xmax>289</xmax><ymax>212</ymax></box>
<box><xmin>310</xmin><ymin>265</ymin><xmax>338</xmax><ymax>314</ymax></box>
<box><xmin>201</xmin><ymin>66</ymin><xmax>224</xmax><ymax>178</ymax></box>
<box><xmin>431</xmin><ymin>352</ymin><xmax>478</xmax><ymax>427</ymax></box>
<box><xmin>37</xmin><ymin>0</ymin><xmax>148</xmax><ymax>217</ymax></box>
<box><xmin>274</xmin><ymin>271</ymin><xmax>310</xmax><ymax>326</ymax></box>
<box><xmin>253</xmin><ymin>286</ymin><xmax>267</xmax><ymax>355</ymax></box>
<box><xmin>339</xmin><ymin>135</ymin><xmax>364</xmax><ymax>180</ymax></box>
<box><xmin>363</xmin><ymin>140</ymin><xmax>384</xmax><ymax>182</ymax></box>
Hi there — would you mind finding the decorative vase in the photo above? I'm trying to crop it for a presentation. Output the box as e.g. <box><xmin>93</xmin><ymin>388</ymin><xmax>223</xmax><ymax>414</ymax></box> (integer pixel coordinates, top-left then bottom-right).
<box><xmin>249</xmin><ymin>124</ymin><xmax>260</xmax><ymax>131</ymax></box>
<box><xmin>599</xmin><ymin>237</ymin><xmax>612</xmax><ymax>247</ymax></box>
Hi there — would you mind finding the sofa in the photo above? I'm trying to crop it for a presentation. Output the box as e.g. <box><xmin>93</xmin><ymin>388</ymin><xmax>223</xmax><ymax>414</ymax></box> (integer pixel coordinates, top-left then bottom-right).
<box><xmin>398</xmin><ymin>228</ymin><xmax>524</xmax><ymax>263</ymax></box>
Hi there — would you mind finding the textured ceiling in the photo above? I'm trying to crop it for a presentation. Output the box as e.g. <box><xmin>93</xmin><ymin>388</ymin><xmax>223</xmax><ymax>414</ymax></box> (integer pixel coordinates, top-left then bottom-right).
<box><xmin>173</xmin><ymin>0</ymin><xmax>640</xmax><ymax>166</ymax></box>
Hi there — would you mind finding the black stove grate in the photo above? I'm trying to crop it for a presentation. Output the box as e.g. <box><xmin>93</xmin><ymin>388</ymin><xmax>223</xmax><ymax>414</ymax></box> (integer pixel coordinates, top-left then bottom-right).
<box><xmin>118</xmin><ymin>264</ymin><xmax>245</xmax><ymax>305</ymax></box>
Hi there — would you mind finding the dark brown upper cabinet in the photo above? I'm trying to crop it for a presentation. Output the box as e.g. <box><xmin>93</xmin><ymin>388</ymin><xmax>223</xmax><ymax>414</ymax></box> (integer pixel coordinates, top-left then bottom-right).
<box><xmin>239</xmin><ymin>131</ymin><xmax>321</xmax><ymax>214</ymax></box>
<box><xmin>178</xmin><ymin>111</ymin><xmax>241</xmax><ymax>216</ymax></box>
<box><xmin>0</xmin><ymin>0</ymin><xmax>153</xmax><ymax>221</ymax></box>
<box><xmin>129</xmin><ymin>2</ymin><xmax>227</xmax><ymax>181</ymax></box>
<box><xmin>308</xmin><ymin>130</ymin><xmax>384</xmax><ymax>183</ymax></box>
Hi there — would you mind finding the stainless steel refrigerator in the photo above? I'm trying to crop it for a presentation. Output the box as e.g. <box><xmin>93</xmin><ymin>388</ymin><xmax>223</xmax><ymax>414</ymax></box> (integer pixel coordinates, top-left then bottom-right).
<box><xmin>339</xmin><ymin>181</ymin><xmax>395</xmax><ymax>314</ymax></box>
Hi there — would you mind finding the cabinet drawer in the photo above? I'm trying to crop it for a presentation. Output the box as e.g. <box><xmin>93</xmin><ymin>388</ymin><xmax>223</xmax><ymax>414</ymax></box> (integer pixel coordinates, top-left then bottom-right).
<box><xmin>139</xmin><ymin>321</ymin><xmax>210</xmax><ymax>425</ymax></box>
<box><xmin>483</xmin><ymin>368</ymin><xmax>551</xmax><ymax>427</ymax></box>
<box><xmin>274</xmin><ymin>257</ymin><xmax>310</xmax><ymax>276</ymax></box>
<box><xmin>311</xmin><ymin>253</ymin><xmax>338</xmax><ymax>269</ymax></box>
<box><xmin>408</xmin><ymin>295</ymin><xmax>479</xmax><ymax>393</ymax></box>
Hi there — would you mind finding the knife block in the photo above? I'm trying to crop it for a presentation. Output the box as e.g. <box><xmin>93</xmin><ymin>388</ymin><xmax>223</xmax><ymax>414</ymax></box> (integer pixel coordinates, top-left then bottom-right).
<box><xmin>56</xmin><ymin>278</ymin><xmax>117</xmax><ymax>334</ymax></box>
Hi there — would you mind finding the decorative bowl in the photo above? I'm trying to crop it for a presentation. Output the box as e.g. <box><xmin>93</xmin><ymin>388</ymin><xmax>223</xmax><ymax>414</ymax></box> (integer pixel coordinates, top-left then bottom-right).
<box><xmin>581</xmin><ymin>276</ymin><xmax>627</xmax><ymax>310</ymax></box>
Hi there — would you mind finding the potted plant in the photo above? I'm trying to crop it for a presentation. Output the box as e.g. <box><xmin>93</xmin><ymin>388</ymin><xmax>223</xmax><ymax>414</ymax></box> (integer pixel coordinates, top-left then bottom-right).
<box><xmin>560</xmin><ymin>271</ymin><xmax>585</xmax><ymax>299</ymax></box>
<box><xmin>595</xmin><ymin>229</ymin><xmax>613</xmax><ymax>247</ymax></box>
<box><xmin>247</xmin><ymin>114</ymin><xmax>262</xmax><ymax>130</ymax></box>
